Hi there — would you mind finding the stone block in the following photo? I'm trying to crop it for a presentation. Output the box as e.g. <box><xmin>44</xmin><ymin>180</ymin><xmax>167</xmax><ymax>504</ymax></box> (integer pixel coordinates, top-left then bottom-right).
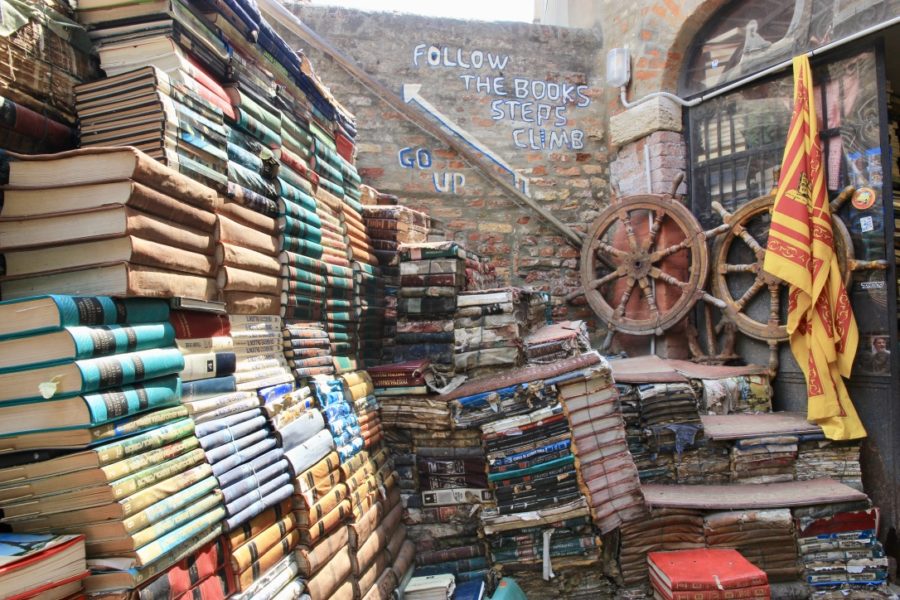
<box><xmin>609</xmin><ymin>96</ymin><xmax>682</xmax><ymax>147</ymax></box>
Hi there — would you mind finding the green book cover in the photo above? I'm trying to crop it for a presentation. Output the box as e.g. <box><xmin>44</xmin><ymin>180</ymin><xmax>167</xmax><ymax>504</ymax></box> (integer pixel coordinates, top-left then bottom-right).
<box><xmin>0</xmin><ymin>295</ymin><xmax>170</xmax><ymax>341</ymax></box>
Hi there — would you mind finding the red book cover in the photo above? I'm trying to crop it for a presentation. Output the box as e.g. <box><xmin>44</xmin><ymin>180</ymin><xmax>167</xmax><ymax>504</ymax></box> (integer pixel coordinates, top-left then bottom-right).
<box><xmin>172</xmin><ymin>573</ymin><xmax>226</xmax><ymax>600</ymax></box>
<box><xmin>648</xmin><ymin>549</ymin><xmax>768</xmax><ymax>592</ymax></box>
<box><xmin>169</xmin><ymin>311</ymin><xmax>230</xmax><ymax>340</ymax></box>
<box><xmin>138</xmin><ymin>539</ymin><xmax>225</xmax><ymax>599</ymax></box>
<box><xmin>368</xmin><ymin>359</ymin><xmax>430</xmax><ymax>383</ymax></box>
<box><xmin>797</xmin><ymin>508</ymin><xmax>878</xmax><ymax>538</ymax></box>
<box><xmin>0</xmin><ymin>534</ymin><xmax>87</xmax><ymax>600</ymax></box>
<box><xmin>650</xmin><ymin>570</ymin><xmax>771</xmax><ymax>599</ymax></box>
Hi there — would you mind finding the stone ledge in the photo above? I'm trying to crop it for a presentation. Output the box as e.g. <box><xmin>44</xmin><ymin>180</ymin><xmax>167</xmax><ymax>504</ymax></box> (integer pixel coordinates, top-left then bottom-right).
<box><xmin>609</xmin><ymin>95</ymin><xmax>682</xmax><ymax>147</ymax></box>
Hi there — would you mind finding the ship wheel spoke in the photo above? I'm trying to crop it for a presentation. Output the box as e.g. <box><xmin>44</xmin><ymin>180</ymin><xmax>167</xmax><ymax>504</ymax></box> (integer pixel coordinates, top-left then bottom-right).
<box><xmin>637</xmin><ymin>276</ymin><xmax>661</xmax><ymax>322</ymax></box>
<box><xmin>617</xmin><ymin>210</ymin><xmax>641</xmax><ymax>253</ymax></box>
<box><xmin>590</xmin><ymin>269</ymin><xmax>625</xmax><ymax>290</ymax></box>
<box><xmin>643</xmin><ymin>208</ymin><xmax>666</xmax><ymax>253</ymax></box>
<box><xmin>734</xmin><ymin>278</ymin><xmax>766</xmax><ymax>311</ymax></box>
<box><xmin>768</xmin><ymin>284</ymin><xmax>781</xmax><ymax>327</ymax></box>
<box><xmin>611</xmin><ymin>277</ymin><xmax>638</xmax><ymax>320</ymax></box>
<box><xmin>722</xmin><ymin>263</ymin><xmax>756</xmax><ymax>274</ymax></box>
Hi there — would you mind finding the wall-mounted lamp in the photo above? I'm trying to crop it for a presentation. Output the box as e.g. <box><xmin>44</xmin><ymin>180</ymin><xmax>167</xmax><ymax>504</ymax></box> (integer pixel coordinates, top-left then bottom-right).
<box><xmin>606</xmin><ymin>47</ymin><xmax>698</xmax><ymax>109</ymax></box>
<box><xmin>605</xmin><ymin>48</ymin><xmax>631</xmax><ymax>88</ymax></box>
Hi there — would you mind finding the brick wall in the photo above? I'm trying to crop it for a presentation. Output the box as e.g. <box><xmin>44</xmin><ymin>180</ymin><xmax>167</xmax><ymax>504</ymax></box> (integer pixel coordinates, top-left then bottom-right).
<box><xmin>274</xmin><ymin>7</ymin><xmax>608</xmax><ymax>326</ymax></box>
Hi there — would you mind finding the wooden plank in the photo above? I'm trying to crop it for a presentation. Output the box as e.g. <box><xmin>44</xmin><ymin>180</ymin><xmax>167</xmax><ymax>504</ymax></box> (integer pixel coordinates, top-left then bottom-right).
<box><xmin>642</xmin><ymin>479</ymin><xmax>866</xmax><ymax>510</ymax></box>
<box><xmin>701</xmin><ymin>412</ymin><xmax>822</xmax><ymax>440</ymax></box>
<box><xmin>666</xmin><ymin>359</ymin><xmax>770</xmax><ymax>379</ymax></box>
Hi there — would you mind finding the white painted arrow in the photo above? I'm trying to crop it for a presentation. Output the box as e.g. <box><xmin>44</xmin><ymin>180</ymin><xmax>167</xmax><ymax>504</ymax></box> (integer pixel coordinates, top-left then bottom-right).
<box><xmin>402</xmin><ymin>83</ymin><xmax>530</xmax><ymax>196</ymax></box>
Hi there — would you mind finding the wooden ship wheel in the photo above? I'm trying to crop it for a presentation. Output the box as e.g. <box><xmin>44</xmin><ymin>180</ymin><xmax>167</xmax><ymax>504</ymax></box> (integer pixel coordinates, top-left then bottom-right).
<box><xmin>710</xmin><ymin>186</ymin><xmax>888</xmax><ymax>344</ymax></box>
<box><xmin>580</xmin><ymin>189</ymin><xmax>729</xmax><ymax>347</ymax></box>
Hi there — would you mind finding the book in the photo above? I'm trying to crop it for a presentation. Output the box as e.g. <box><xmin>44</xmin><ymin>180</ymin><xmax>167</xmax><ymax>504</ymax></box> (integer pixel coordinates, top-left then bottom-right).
<box><xmin>0</xmin><ymin>206</ymin><xmax>214</xmax><ymax>253</ymax></box>
<box><xmin>0</xmin><ymin>448</ymin><xmax>208</xmax><ymax>518</ymax></box>
<box><xmin>83</xmin><ymin>525</ymin><xmax>221</xmax><ymax>592</ymax></box>
<box><xmin>0</xmin><ymin>179</ymin><xmax>217</xmax><ymax>227</ymax></box>
<box><xmin>0</xmin><ymin>347</ymin><xmax>184</xmax><ymax>403</ymax></box>
<box><xmin>0</xmin><ymin>416</ymin><xmax>194</xmax><ymax>485</ymax></box>
<box><xmin>0</xmin><ymin>534</ymin><xmax>87</xmax><ymax>600</ymax></box>
<box><xmin>647</xmin><ymin>549</ymin><xmax>769</xmax><ymax>591</ymax></box>
<box><xmin>0</xmin><ymin>295</ymin><xmax>169</xmax><ymax>341</ymax></box>
<box><xmin>2</xmin><ymin>461</ymin><xmax>213</xmax><ymax>523</ymax></box>
<box><xmin>0</xmin><ymin>323</ymin><xmax>175</xmax><ymax>373</ymax></box>
<box><xmin>180</xmin><ymin>352</ymin><xmax>236</xmax><ymax>382</ymax></box>
<box><xmin>0</xmin><ymin>375</ymin><xmax>182</xmax><ymax>436</ymax></box>
<box><xmin>1</xmin><ymin>263</ymin><xmax>217</xmax><ymax>301</ymax></box>
<box><xmin>1</xmin><ymin>236</ymin><xmax>216</xmax><ymax>280</ymax></box>
<box><xmin>0</xmin><ymin>404</ymin><xmax>189</xmax><ymax>454</ymax></box>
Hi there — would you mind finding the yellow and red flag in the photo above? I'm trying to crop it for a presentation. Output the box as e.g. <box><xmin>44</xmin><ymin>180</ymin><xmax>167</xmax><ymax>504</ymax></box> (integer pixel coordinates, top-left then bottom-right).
<box><xmin>763</xmin><ymin>55</ymin><xmax>865</xmax><ymax>441</ymax></box>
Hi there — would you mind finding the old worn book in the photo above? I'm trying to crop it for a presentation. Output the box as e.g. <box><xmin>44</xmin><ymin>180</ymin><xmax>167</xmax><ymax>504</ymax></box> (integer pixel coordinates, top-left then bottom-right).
<box><xmin>648</xmin><ymin>549</ymin><xmax>768</xmax><ymax>591</ymax></box>
<box><xmin>0</xmin><ymin>322</ymin><xmax>173</xmax><ymax>373</ymax></box>
<box><xmin>0</xmin><ymin>533</ymin><xmax>87</xmax><ymax>600</ymax></box>
<box><xmin>0</xmin><ymin>205</ymin><xmax>214</xmax><ymax>253</ymax></box>
<box><xmin>0</xmin><ymin>347</ymin><xmax>183</xmax><ymax>404</ymax></box>
<box><xmin>1</xmin><ymin>264</ymin><xmax>217</xmax><ymax>302</ymax></box>
<box><xmin>2</xmin><ymin>236</ymin><xmax>215</xmax><ymax>280</ymax></box>
<box><xmin>0</xmin><ymin>295</ymin><xmax>169</xmax><ymax>341</ymax></box>
<box><xmin>6</xmin><ymin>147</ymin><xmax>219</xmax><ymax>210</ymax></box>
<box><xmin>0</xmin><ymin>375</ymin><xmax>182</xmax><ymax>438</ymax></box>
<box><xmin>0</xmin><ymin>181</ymin><xmax>217</xmax><ymax>229</ymax></box>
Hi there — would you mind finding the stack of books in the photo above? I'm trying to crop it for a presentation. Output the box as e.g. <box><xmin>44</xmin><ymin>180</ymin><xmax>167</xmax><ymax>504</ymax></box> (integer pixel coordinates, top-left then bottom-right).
<box><xmin>0</xmin><ymin>94</ymin><xmax>75</xmax><ymax>154</ymax></box>
<box><xmin>369</xmin><ymin>359</ymin><xmax>431</xmax><ymax>398</ymax></box>
<box><xmin>74</xmin><ymin>66</ymin><xmax>229</xmax><ymax>193</ymax></box>
<box><xmin>523</xmin><ymin>320</ymin><xmax>591</xmax><ymax>364</ymax></box>
<box><xmin>223</xmin><ymin>499</ymin><xmax>298</xmax><ymax>594</ymax></box>
<box><xmin>340</xmin><ymin>371</ymin><xmax>383</xmax><ymax>450</ymax></box>
<box><xmin>346</xmin><ymin>451</ymin><xmax>405</xmax><ymax>599</ymax></box>
<box><xmin>647</xmin><ymin>549</ymin><xmax>770</xmax><ymax>600</ymax></box>
<box><xmin>704</xmin><ymin>509</ymin><xmax>800</xmax><ymax>582</ymax></box>
<box><xmin>363</xmin><ymin>203</ymin><xmax>430</xmax><ymax>363</ymax></box>
<box><xmin>81</xmin><ymin>0</ymin><xmax>230</xmax><ymax>81</ymax></box>
<box><xmin>292</xmin><ymin>446</ymin><xmax>353</xmax><ymax>600</ymax></box>
<box><xmin>0</xmin><ymin>533</ymin><xmax>88</xmax><ymax>599</ymax></box>
<box><xmin>396</xmin><ymin>242</ymin><xmax>471</xmax><ymax>377</ymax></box>
<box><xmin>796</xmin><ymin>437</ymin><xmax>863</xmax><ymax>490</ymax></box>
<box><xmin>0</xmin><ymin>295</ymin><xmax>228</xmax><ymax>595</ymax></box>
<box><xmin>311</xmin><ymin>376</ymin><xmax>365</xmax><ymax>464</ymax></box>
<box><xmin>133</xmin><ymin>539</ymin><xmax>227</xmax><ymax>599</ymax></box>
<box><xmin>0</xmin><ymin>0</ymin><xmax>95</xmax><ymax>131</ymax></box>
<box><xmin>224</xmin><ymin>85</ymin><xmax>282</xmax><ymax>213</ymax></box>
<box><xmin>309</xmin><ymin>117</ymin><xmax>346</xmax><ymax>202</ymax></box>
<box><xmin>215</xmin><ymin>202</ymin><xmax>282</xmax><ymax>316</ymax></box>
<box><xmin>228</xmin><ymin>314</ymin><xmax>293</xmax><ymax>391</ymax></box>
<box><xmin>170</xmin><ymin>310</ymin><xmax>237</xmax><ymax>387</ymax></box>
<box><xmin>453</xmin><ymin>288</ymin><xmax>544</xmax><ymax>378</ymax></box>
<box><xmin>314</xmin><ymin>187</ymin><xmax>358</xmax><ymax>371</ymax></box>
<box><xmin>283</xmin><ymin>322</ymin><xmax>335</xmax><ymax>381</ymax></box>
<box><xmin>0</xmin><ymin>148</ymin><xmax>219</xmax><ymax>301</ymax></box>
<box><xmin>354</xmin><ymin>261</ymin><xmax>387</xmax><ymax>367</ymax></box>
<box><xmin>403</xmin><ymin>573</ymin><xmax>456</xmax><ymax>600</ymax></box>
<box><xmin>795</xmin><ymin>504</ymin><xmax>890</xmax><ymax>596</ymax></box>
<box><xmin>0</xmin><ymin>295</ymin><xmax>182</xmax><ymax>452</ymax></box>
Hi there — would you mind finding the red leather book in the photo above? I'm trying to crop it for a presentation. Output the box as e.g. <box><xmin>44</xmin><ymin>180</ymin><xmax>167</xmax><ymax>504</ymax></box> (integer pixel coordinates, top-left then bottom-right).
<box><xmin>367</xmin><ymin>359</ymin><xmax>430</xmax><ymax>386</ymax></box>
<box><xmin>647</xmin><ymin>549</ymin><xmax>768</xmax><ymax>592</ymax></box>
<box><xmin>172</xmin><ymin>574</ymin><xmax>226</xmax><ymax>600</ymax></box>
<box><xmin>0</xmin><ymin>534</ymin><xmax>87</xmax><ymax>600</ymax></box>
<box><xmin>650</xmin><ymin>570</ymin><xmax>771</xmax><ymax>599</ymax></box>
<box><xmin>137</xmin><ymin>540</ymin><xmax>225</xmax><ymax>600</ymax></box>
<box><xmin>169</xmin><ymin>311</ymin><xmax>230</xmax><ymax>340</ymax></box>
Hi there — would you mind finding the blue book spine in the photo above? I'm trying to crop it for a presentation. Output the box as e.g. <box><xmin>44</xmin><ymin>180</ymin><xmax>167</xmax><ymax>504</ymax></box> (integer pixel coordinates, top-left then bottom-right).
<box><xmin>181</xmin><ymin>376</ymin><xmax>237</xmax><ymax>402</ymax></box>
<box><xmin>77</xmin><ymin>349</ymin><xmax>185</xmax><ymax>394</ymax></box>
<box><xmin>83</xmin><ymin>375</ymin><xmax>182</xmax><ymax>425</ymax></box>
<box><xmin>277</xmin><ymin>184</ymin><xmax>319</xmax><ymax>220</ymax></box>
<box><xmin>223</xmin><ymin>461</ymin><xmax>289</xmax><ymax>512</ymax></box>
<box><xmin>258</xmin><ymin>383</ymin><xmax>294</xmax><ymax>405</ymax></box>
